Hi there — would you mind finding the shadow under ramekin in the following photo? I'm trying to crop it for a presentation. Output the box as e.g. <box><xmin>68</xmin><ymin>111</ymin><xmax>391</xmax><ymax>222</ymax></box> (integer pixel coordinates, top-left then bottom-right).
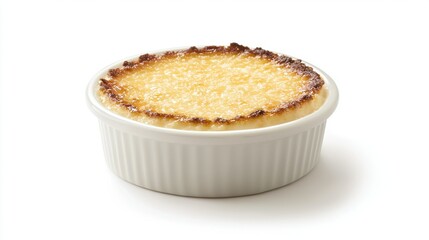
<box><xmin>111</xmin><ymin>134</ymin><xmax>362</xmax><ymax>221</ymax></box>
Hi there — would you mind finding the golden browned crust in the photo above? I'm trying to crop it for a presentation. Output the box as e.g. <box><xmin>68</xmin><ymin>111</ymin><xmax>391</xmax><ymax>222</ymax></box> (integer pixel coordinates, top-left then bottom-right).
<box><xmin>99</xmin><ymin>43</ymin><xmax>324</xmax><ymax>125</ymax></box>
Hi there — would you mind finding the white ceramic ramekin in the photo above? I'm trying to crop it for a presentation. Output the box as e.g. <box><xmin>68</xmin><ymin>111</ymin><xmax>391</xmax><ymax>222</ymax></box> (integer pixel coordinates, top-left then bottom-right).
<box><xmin>86</xmin><ymin>50</ymin><xmax>339</xmax><ymax>198</ymax></box>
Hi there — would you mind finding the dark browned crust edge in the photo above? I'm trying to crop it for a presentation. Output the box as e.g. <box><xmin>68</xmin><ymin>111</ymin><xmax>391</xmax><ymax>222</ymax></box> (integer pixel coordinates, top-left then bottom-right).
<box><xmin>99</xmin><ymin>43</ymin><xmax>324</xmax><ymax>125</ymax></box>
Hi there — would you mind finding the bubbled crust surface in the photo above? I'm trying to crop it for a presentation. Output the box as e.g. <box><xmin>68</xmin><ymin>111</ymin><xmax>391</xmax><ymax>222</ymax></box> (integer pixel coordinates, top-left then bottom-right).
<box><xmin>98</xmin><ymin>43</ymin><xmax>324</xmax><ymax>128</ymax></box>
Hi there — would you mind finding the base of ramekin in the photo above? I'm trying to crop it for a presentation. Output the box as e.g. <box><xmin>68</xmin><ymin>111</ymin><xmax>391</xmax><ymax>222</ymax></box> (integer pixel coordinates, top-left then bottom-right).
<box><xmin>117</xmin><ymin>160</ymin><xmax>320</xmax><ymax>199</ymax></box>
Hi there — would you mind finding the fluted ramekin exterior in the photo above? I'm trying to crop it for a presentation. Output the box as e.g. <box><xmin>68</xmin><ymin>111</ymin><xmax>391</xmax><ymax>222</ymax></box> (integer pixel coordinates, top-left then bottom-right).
<box><xmin>98</xmin><ymin>120</ymin><xmax>326</xmax><ymax>197</ymax></box>
<box><xmin>87</xmin><ymin>50</ymin><xmax>338</xmax><ymax>197</ymax></box>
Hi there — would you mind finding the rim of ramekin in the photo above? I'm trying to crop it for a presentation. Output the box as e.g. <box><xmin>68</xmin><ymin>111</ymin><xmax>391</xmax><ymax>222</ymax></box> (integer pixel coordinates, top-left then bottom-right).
<box><xmin>86</xmin><ymin>47</ymin><xmax>339</xmax><ymax>138</ymax></box>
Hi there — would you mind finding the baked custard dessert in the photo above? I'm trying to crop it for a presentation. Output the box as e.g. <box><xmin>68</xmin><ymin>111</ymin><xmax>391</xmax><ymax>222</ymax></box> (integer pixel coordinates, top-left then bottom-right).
<box><xmin>98</xmin><ymin>43</ymin><xmax>327</xmax><ymax>130</ymax></box>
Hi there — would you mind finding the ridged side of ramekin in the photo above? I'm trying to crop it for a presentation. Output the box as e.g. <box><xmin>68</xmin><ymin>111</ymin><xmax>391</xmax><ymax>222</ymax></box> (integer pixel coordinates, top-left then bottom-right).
<box><xmin>87</xmin><ymin>49</ymin><xmax>339</xmax><ymax>198</ymax></box>
<box><xmin>98</xmin><ymin>120</ymin><xmax>326</xmax><ymax>197</ymax></box>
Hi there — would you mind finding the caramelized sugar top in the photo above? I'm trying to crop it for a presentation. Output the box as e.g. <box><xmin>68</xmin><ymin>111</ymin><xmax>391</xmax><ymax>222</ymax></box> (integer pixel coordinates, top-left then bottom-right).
<box><xmin>99</xmin><ymin>43</ymin><xmax>324</xmax><ymax>123</ymax></box>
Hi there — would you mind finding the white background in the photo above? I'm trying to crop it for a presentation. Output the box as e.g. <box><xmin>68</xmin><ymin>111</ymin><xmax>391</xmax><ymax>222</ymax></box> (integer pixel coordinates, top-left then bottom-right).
<box><xmin>1</xmin><ymin>0</ymin><xmax>428</xmax><ymax>239</ymax></box>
